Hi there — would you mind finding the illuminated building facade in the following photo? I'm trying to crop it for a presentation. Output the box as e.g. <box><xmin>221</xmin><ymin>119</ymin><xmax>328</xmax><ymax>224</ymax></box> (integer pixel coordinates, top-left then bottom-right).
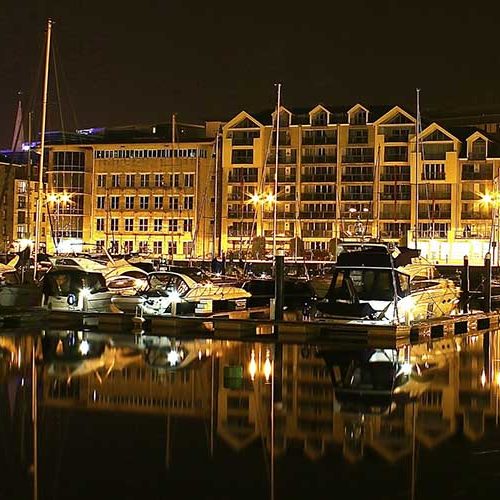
<box><xmin>220</xmin><ymin>105</ymin><xmax>500</xmax><ymax>264</ymax></box>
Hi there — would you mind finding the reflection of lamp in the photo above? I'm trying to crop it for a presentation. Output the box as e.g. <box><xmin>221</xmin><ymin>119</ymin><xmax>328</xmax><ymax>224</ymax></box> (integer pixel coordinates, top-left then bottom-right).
<box><xmin>481</xmin><ymin>369</ymin><xmax>487</xmax><ymax>388</ymax></box>
<box><xmin>248</xmin><ymin>347</ymin><xmax>272</xmax><ymax>383</ymax></box>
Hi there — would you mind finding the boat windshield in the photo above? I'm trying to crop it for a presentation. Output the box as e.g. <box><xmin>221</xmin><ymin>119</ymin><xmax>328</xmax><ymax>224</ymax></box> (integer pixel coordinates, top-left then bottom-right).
<box><xmin>330</xmin><ymin>269</ymin><xmax>395</xmax><ymax>301</ymax></box>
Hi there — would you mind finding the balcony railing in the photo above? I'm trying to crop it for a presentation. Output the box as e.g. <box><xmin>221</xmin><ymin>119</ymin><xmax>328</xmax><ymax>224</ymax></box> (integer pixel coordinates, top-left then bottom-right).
<box><xmin>468</xmin><ymin>153</ymin><xmax>487</xmax><ymax>160</ymax></box>
<box><xmin>460</xmin><ymin>211</ymin><xmax>491</xmax><ymax>220</ymax></box>
<box><xmin>263</xmin><ymin>229</ymin><xmax>293</xmax><ymax>237</ymax></box>
<box><xmin>384</xmin><ymin>134</ymin><xmax>410</xmax><ymax>143</ymax></box>
<box><xmin>340</xmin><ymin>211</ymin><xmax>373</xmax><ymax>219</ymax></box>
<box><xmin>228</xmin><ymin>210</ymin><xmax>256</xmax><ymax>219</ymax></box>
<box><xmin>267</xmin><ymin>153</ymin><xmax>297</xmax><ymax>164</ymax></box>
<box><xmin>301</xmin><ymin>155</ymin><xmax>337</xmax><ymax>164</ymax></box>
<box><xmin>342</xmin><ymin>155</ymin><xmax>374</xmax><ymax>163</ymax></box>
<box><xmin>300</xmin><ymin>211</ymin><xmax>336</xmax><ymax>219</ymax></box>
<box><xmin>461</xmin><ymin>171</ymin><xmax>492</xmax><ymax>181</ymax></box>
<box><xmin>302</xmin><ymin>136</ymin><xmax>337</xmax><ymax>145</ymax></box>
<box><xmin>421</xmin><ymin>173</ymin><xmax>446</xmax><ymax>181</ymax></box>
<box><xmin>380</xmin><ymin>211</ymin><xmax>411</xmax><ymax>220</ymax></box>
<box><xmin>461</xmin><ymin>191</ymin><xmax>481</xmax><ymax>200</ymax></box>
<box><xmin>341</xmin><ymin>174</ymin><xmax>374</xmax><ymax>182</ymax></box>
<box><xmin>228</xmin><ymin>174</ymin><xmax>258</xmax><ymax>183</ymax></box>
<box><xmin>418</xmin><ymin>192</ymin><xmax>452</xmax><ymax>200</ymax></box>
<box><xmin>231</xmin><ymin>137</ymin><xmax>256</xmax><ymax>146</ymax></box>
<box><xmin>380</xmin><ymin>193</ymin><xmax>411</xmax><ymax>201</ymax></box>
<box><xmin>380</xmin><ymin>173</ymin><xmax>410</xmax><ymax>181</ymax></box>
<box><xmin>302</xmin><ymin>230</ymin><xmax>334</xmax><ymax>238</ymax></box>
<box><xmin>301</xmin><ymin>174</ymin><xmax>336</xmax><ymax>182</ymax></box>
<box><xmin>385</xmin><ymin>154</ymin><xmax>408</xmax><ymax>162</ymax></box>
<box><xmin>341</xmin><ymin>192</ymin><xmax>373</xmax><ymax>201</ymax></box>
<box><xmin>301</xmin><ymin>193</ymin><xmax>335</xmax><ymax>201</ymax></box>
<box><xmin>228</xmin><ymin>230</ymin><xmax>253</xmax><ymax>237</ymax></box>
<box><xmin>264</xmin><ymin>174</ymin><xmax>296</xmax><ymax>183</ymax></box>
<box><xmin>418</xmin><ymin>210</ymin><xmax>451</xmax><ymax>219</ymax></box>
<box><xmin>262</xmin><ymin>211</ymin><xmax>296</xmax><ymax>219</ymax></box>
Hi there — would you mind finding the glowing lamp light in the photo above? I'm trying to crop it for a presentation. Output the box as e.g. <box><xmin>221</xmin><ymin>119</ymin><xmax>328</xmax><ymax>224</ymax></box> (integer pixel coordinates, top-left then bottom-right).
<box><xmin>264</xmin><ymin>349</ymin><xmax>272</xmax><ymax>383</ymax></box>
<box><xmin>482</xmin><ymin>193</ymin><xmax>493</xmax><ymax>204</ymax></box>
<box><xmin>249</xmin><ymin>349</ymin><xmax>257</xmax><ymax>381</ymax></box>
<box><xmin>78</xmin><ymin>340</ymin><xmax>90</xmax><ymax>356</ymax></box>
<box><xmin>481</xmin><ymin>369</ymin><xmax>487</xmax><ymax>388</ymax></box>
<box><xmin>250</xmin><ymin>193</ymin><xmax>261</xmax><ymax>204</ymax></box>
<box><xmin>81</xmin><ymin>287</ymin><xmax>92</xmax><ymax>299</ymax></box>
<box><xmin>167</xmin><ymin>349</ymin><xmax>180</xmax><ymax>367</ymax></box>
<box><xmin>495</xmin><ymin>372</ymin><xmax>500</xmax><ymax>387</ymax></box>
<box><xmin>265</xmin><ymin>193</ymin><xmax>275</xmax><ymax>203</ymax></box>
<box><xmin>400</xmin><ymin>362</ymin><xmax>412</xmax><ymax>376</ymax></box>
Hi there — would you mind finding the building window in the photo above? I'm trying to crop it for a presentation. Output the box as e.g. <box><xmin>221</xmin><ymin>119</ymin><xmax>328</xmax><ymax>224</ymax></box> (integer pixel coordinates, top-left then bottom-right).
<box><xmin>97</xmin><ymin>174</ymin><xmax>106</xmax><ymax>187</ymax></box>
<box><xmin>154</xmin><ymin>195</ymin><xmax>164</xmax><ymax>209</ymax></box>
<box><xmin>124</xmin><ymin>218</ymin><xmax>134</xmax><ymax>231</ymax></box>
<box><xmin>139</xmin><ymin>196</ymin><xmax>149</xmax><ymax>210</ymax></box>
<box><xmin>97</xmin><ymin>196</ymin><xmax>105</xmax><ymax>209</ymax></box>
<box><xmin>125</xmin><ymin>174</ymin><xmax>135</xmax><ymax>187</ymax></box>
<box><xmin>125</xmin><ymin>196</ymin><xmax>135</xmax><ymax>210</ymax></box>
<box><xmin>96</xmin><ymin>218</ymin><xmax>105</xmax><ymax>231</ymax></box>
<box><xmin>168</xmin><ymin>241</ymin><xmax>177</xmax><ymax>255</ymax></box>
<box><xmin>111</xmin><ymin>174</ymin><xmax>120</xmax><ymax>187</ymax></box>
<box><xmin>139</xmin><ymin>241</ymin><xmax>149</xmax><ymax>252</ymax></box>
<box><xmin>184</xmin><ymin>173</ymin><xmax>194</xmax><ymax>187</ymax></box>
<box><xmin>183</xmin><ymin>241</ymin><xmax>193</xmax><ymax>256</ymax></box>
<box><xmin>110</xmin><ymin>196</ymin><xmax>120</xmax><ymax>210</ymax></box>
<box><xmin>231</xmin><ymin>149</ymin><xmax>253</xmax><ymax>164</ymax></box>
<box><xmin>183</xmin><ymin>196</ymin><xmax>194</xmax><ymax>210</ymax></box>
<box><xmin>140</xmin><ymin>174</ymin><xmax>150</xmax><ymax>187</ymax></box>
<box><xmin>155</xmin><ymin>174</ymin><xmax>164</xmax><ymax>187</ymax></box>
<box><xmin>153</xmin><ymin>241</ymin><xmax>163</xmax><ymax>254</ymax></box>
<box><xmin>168</xmin><ymin>196</ymin><xmax>179</xmax><ymax>210</ymax></box>
<box><xmin>96</xmin><ymin>240</ymin><xmax>105</xmax><ymax>251</ymax></box>
<box><xmin>183</xmin><ymin>219</ymin><xmax>193</xmax><ymax>233</ymax></box>
<box><xmin>168</xmin><ymin>219</ymin><xmax>178</xmax><ymax>232</ymax></box>
<box><xmin>422</xmin><ymin>163</ymin><xmax>446</xmax><ymax>181</ymax></box>
<box><xmin>169</xmin><ymin>173</ymin><xmax>180</xmax><ymax>187</ymax></box>
<box><xmin>154</xmin><ymin>219</ymin><xmax>163</xmax><ymax>231</ymax></box>
<box><xmin>139</xmin><ymin>218</ymin><xmax>148</xmax><ymax>231</ymax></box>
<box><xmin>124</xmin><ymin>240</ymin><xmax>134</xmax><ymax>253</ymax></box>
<box><xmin>110</xmin><ymin>218</ymin><xmax>119</xmax><ymax>232</ymax></box>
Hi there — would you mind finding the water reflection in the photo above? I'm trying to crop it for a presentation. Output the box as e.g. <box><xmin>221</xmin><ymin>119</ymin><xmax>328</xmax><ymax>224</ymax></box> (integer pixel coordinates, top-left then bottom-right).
<box><xmin>2</xmin><ymin>328</ymin><xmax>500</xmax><ymax>499</ymax></box>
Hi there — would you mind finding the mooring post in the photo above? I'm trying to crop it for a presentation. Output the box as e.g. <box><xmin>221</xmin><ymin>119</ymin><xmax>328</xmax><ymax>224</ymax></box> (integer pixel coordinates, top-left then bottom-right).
<box><xmin>461</xmin><ymin>255</ymin><xmax>469</xmax><ymax>314</ymax></box>
<box><xmin>484</xmin><ymin>252</ymin><xmax>492</xmax><ymax>313</ymax></box>
<box><xmin>274</xmin><ymin>254</ymin><xmax>285</xmax><ymax>322</ymax></box>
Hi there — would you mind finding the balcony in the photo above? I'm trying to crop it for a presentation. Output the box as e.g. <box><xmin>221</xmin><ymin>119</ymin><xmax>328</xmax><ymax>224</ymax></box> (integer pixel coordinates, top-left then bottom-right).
<box><xmin>380</xmin><ymin>211</ymin><xmax>410</xmax><ymax>220</ymax></box>
<box><xmin>267</xmin><ymin>152</ymin><xmax>297</xmax><ymax>164</ymax></box>
<box><xmin>341</xmin><ymin>192</ymin><xmax>373</xmax><ymax>201</ymax></box>
<box><xmin>460</xmin><ymin>211</ymin><xmax>491</xmax><ymax>220</ymax></box>
<box><xmin>232</xmin><ymin>137</ymin><xmax>256</xmax><ymax>146</ymax></box>
<box><xmin>301</xmin><ymin>193</ymin><xmax>335</xmax><ymax>201</ymax></box>
<box><xmin>279</xmin><ymin>193</ymin><xmax>297</xmax><ymax>201</ymax></box>
<box><xmin>263</xmin><ymin>229</ymin><xmax>293</xmax><ymax>237</ymax></box>
<box><xmin>302</xmin><ymin>135</ymin><xmax>337</xmax><ymax>145</ymax></box>
<box><xmin>342</xmin><ymin>155</ymin><xmax>374</xmax><ymax>163</ymax></box>
<box><xmin>380</xmin><ymin>173</ymin><xmax>410</xmax><ymax>181</ymax></box>
<box><xmin>340</xmin><ymin>211</ymin><xmax>373</xmax><ymax>219</ymax></box>
<box><xmin>341</xmin><ymin>174</ymin><xmax>374</xmax><ymax>182</ymax></box>
<box><xmin>385</xmin><ymin>154</ymin><xmax>408</xmax><ymax>162</ymax></box>
<box><xmin>384</xmin><ymin>133</ymin><xmax>410</xmax><ymax>143</ymax></box>
<box><xmin>461</xmin><ymin>168</ymin><xmax>493</xmax><ymax>180</ymax></box>
<box><xmin>300</xmin><ymin>211</ymin><xmax>336</xmax><ymax>219</ymax></box>
<box><xmin>228</xmin><ymin>210</ymin><xmax>256</xmax><ymax>219</ymax></box>
<box><xmin>461</xmin><ymin>191</ymin><xmax>481</xmax><ymax>200</ymax></box>
<box><xmin>264</xmin><ymin>174</ymin><xmax>296</xmax><ymax>183</ymax></box>
<box><xmin>418</xmin><ymin>192</ymin><xmax>452</xmax><ymax>201</ymax></box>
<box><xmin>301</xmin><ymin>174</ymin><xmax>336</xmax><ymax>182</ymax></box>
<box><xmin>301</xmin><ymin>155</ymin><xmax>336</xmax><ymax>164</ymax></box>
<box><xmin>262</xmin><ymin>211</ymin><xmax>295</xmax><ymax>219</ymax></box>
<box><xmin>380</xmin><ymin>192</ymin><xmax>411</xmax><ymax>201</ymax></box>
<box><xmin>468</xmin><ymin>153</ymin><xmax>487</xmax><ymax>160</ymax></box>
<box><xmin>421</xmin><ymin>173</ymin><xmax>446</xmax><ymax>181</ymax></box>
<box><xmin>228</xmin><ymin>174</ymin><xmax>258</xmax><ymax>183</ymax></box>
<box><xmin>228</xmin><ymin>230</ymin><xmax>253</xmax><ymax>237</ymax></box>
<box><xmin>418</xmin><ymin>210</ymin><xmax>451</xmax><ymax>219</ymax></box>
<box><xmin>302</xmin><ymin>230</ymin><xmax>334</xmax><ymax>238</ymax></box>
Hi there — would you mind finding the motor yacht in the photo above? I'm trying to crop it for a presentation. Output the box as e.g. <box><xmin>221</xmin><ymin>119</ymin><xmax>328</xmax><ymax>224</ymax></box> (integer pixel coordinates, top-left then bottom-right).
<box><xmin>111</xmin><ymin>270</ymin><xmax>251</xmax><ymax>316</ymax></box>
<box><xmin>316</xmin><ymin>244</ymin><xmax>461</xmax><ymax>325</ymax></box>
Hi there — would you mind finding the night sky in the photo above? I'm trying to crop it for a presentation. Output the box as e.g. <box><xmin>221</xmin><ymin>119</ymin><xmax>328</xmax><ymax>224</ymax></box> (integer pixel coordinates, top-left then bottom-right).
<box><xmin>2</xmin><ymin>1</ymin><xmax>500</xmax><ymax>148</ymax></box>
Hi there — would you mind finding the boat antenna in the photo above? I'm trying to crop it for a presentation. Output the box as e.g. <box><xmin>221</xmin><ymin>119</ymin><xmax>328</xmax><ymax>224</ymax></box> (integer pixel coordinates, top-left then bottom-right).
<box><xmin>34</xmin><ymin>18</ymin><xmax>53</xmax><ymax>279</ymax></box>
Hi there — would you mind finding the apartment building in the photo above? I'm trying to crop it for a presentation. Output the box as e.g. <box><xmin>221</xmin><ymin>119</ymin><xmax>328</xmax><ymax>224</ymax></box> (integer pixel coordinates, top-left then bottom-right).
<box><xmin>40</xmin><ymin>123</ymin><xmax>217</xmax><ymax>258</ymax></box>
<box><xmin>221</xmin><ymin>104</ymin><xmax>500</xmax><ymax>265</ymax></box>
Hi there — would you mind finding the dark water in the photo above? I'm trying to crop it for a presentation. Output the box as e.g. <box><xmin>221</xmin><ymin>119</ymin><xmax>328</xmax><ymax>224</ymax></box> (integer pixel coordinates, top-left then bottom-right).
<box><xmin>1</xmin><ymin>327</ymin><xmax>500</xmax><ymax>500</ymax></box>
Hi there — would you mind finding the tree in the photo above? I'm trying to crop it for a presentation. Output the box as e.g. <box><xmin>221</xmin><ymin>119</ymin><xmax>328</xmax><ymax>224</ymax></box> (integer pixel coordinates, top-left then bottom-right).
<box><xmin>251</xmin><ymin>236</ymin><xmax>266</xmax><ymax>259</ymax></box>
<box><xmin>289</xmin><ymin>236</ymin><xmax>304</xmax><ymax>257</ymax></box>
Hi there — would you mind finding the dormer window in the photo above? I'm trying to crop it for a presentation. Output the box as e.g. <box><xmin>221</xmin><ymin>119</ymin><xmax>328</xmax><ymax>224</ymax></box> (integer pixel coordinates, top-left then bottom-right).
<box><xmin>470</xmin><ymin>138</ymin><xmax>486</xmax><ymax>160</ymax></box>
<box><xmin>278</xmin><ymin>110</ymin><xmax>290</xmax><ymax>128</ymax></box>
<box><xmin>351</xmin><ymin>109</ymin><xmax>367</xmax><ymax>125</ymax></box>
<box><xmin>311</xmin><ymin>111</ymin><xmax>328</xmax><ymax>126</ymax></box>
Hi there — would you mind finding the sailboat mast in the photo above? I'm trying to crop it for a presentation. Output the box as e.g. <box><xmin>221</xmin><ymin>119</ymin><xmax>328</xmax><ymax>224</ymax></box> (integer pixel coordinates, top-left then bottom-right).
<box><xmin>414</xmin><ymin>88</ymin><xmax>421</xmax><ymax>250</ymax></box>
<box><xmin>34</xmin><ymin>18</ymin><xmax>53</xmax><ymax>277</ymax></box>
<box><xmin>273</xmin><ymin>83</ymin><xmax>282</xmax><ymax>257</ymax></box>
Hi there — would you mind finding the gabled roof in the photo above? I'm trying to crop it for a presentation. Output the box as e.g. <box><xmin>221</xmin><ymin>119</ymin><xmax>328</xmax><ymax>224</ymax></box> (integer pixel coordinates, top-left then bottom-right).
<box><xmin>374</xmin><ymin>106</ymin><xmax>415</xmax><ymax>126</ymax></box>
<box><xmin>418</xmin><ymin>123</ymin><xmax>461</xmax><ymax>143</ymax></box>
<box><xmin>223</xmin><ymin>111</ymin><xmax>264</xmax><ymax>130</ymax></box>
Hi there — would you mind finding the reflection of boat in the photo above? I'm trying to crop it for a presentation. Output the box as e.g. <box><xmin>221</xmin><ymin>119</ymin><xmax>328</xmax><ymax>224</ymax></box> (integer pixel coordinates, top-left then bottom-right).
<box><xmin>41</xmin><ymin>330</ymin><xmax>142</xmax><ymax>380</ymax></box>
<box><xmin>41</xmin><ymin>266</ymin><xmax>115</xmax><ymax>312</ymax></box>
<box><xmin>316</xmin><ymin>244</ymin><xmax>460</xmax><ymax>325</ymax></box>
<box><xmin>140</xmin><ymin>336</ymin><xmax>212</xmax><ymax>371</ymax></box>
<box><xmin>111</xmin><ymin>271</ymin><xmax>251</xmax><ymax>316</ymax></box>
<box><xmin>320</xmin><ymin>348</ymin><xmax>432</xmax><ymax>414</ymax></box>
